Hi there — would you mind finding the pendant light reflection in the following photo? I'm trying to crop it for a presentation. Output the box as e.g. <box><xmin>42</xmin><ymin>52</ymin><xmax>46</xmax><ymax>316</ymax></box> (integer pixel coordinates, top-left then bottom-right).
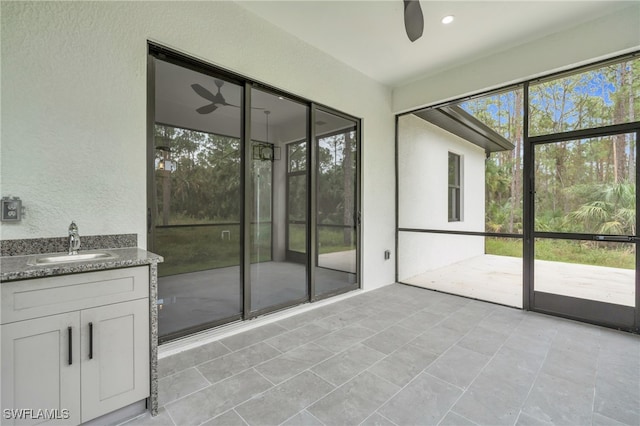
<box><xmin>253</xmin><ymin>110</ymin><xmax>281</xmax><ymax>162</ymax></box>
<box><xmin>155</xmin><ymin>145</ymin><xmax>176</xmax><ymax>172</ymax></box>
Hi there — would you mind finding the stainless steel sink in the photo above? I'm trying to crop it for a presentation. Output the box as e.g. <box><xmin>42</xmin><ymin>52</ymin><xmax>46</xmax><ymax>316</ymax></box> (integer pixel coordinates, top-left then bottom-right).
<box><xmin>30</xmin><ymin>251</ymin><xmax>118</xmax><ymax>265</ymax></box>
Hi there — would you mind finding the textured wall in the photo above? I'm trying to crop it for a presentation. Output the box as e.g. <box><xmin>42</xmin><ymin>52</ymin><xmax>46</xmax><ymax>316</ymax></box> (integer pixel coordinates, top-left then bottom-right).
<box><xmin>1</xmin><ymin>1</ymin><xmax>395</xmax><ymax>290</ymax></box>
<box><xmin>393</xmin><ymin>4</ymin><xmax>640</xmax><ymax>113</ymax></box>
<box><xmin>398</xmin><ymin>114</ymin><xmax>485</xmax><ymax>232</ymax></box>
<box><xmin>397</xmin><ymin>114</ymin><xmax>486</xmax><ymax>280</ymax></box>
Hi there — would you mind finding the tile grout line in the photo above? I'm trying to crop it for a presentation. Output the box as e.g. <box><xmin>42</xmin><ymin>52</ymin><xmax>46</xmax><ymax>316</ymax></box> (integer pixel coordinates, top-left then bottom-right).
<box><xmin>590</xmin><ymin>331</ymin><xmax>605</xmax><ymax>426</ymax></box>
<box><xmin>299</xmin><ymin>368</ymin><xmax>397</xmax><ymax>424</ymax></box>
<box><xmin>348</xmin><ymin>297</ymin><xmax>494</xmax><ymax>407</ymax></box>
<box><xmin>376</xmin><ymin>411</ymin><xmax>401</xmax><ymax>426</ymax></box>
<box><xmin>358</xmin><ymin>411</ymin><xmax>400</xmax><ymax>426</ymax></box>
<box><xmin>278</xmin><ymin>408</ymin><xmax>326</xmax><ymax>426</ymax></box>
<box><xmin>232</xmin><ymin>368</ymin><xmax>336</xmax><ymax>423</ymax></box>
<box><xmin>162</xmin><ymin>363</ymin><xmax>278</xmax><ymax>414</ymax></box>
<box><xmin>164</xmin><ymin>292</ymin><xmax>532</xmax><ymax>425</ymax></box>
<box><xmin>219</xmin><ymin>340</ymin><xmax>234</xmax><ymax>353</ymax></box>
<box><xmin>302</xmin><ymin>409</ymin><xmax>327</xmax><ymax>426</ymax></box>
<box><xmin>191</xmin><ymin>339</ymin><xmax>284</xmax><ymax>379</ymax></box>
<box><xmin>435</xmin><ymin>314</ymin><xmax>526</xmax><ymax>424</ymax></box>
<box><xmin>232</xmin><ymin>408</ymin><xmax>251</xmax><ymax>426</ymax></box>
<box><xmin>443</xmin><ymin>410</ymin><xmax>480</xmax><ymax>426</ymax></box>
<box><xmin>164</xmin><ymin>405</ymin><xmax>178</xmax><ymax>426</ymax></box>
<box><xmin>516</xmin><ymin>323</ymin><xmax>559</xmax><ymax>420</ymax></box>
<box><xmin>252</xmin><ymin>367</ymin><xmax>279</xmax><ymax>387</ymax></box>
<box><xmin>161</xmin><ymin>298</ymin><xmax>421</xmax><ymax>412</ymax></box>
<box><xmin>160</xmin><ymin>380</ymin><xmax>212</xmax><ymax>409</ymax></box>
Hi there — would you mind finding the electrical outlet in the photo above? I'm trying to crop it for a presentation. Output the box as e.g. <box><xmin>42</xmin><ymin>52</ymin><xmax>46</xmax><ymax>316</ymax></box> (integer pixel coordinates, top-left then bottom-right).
<box><xmin>1</xmin><ymin>196</ymin><xmax>23</xmax><ymax>222</ymax></box>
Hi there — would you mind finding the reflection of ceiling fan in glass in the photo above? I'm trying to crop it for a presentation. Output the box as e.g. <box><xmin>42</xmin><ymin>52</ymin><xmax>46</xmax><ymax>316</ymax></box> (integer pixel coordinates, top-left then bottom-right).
<box><xmin>191</xmin><ymin>79</ymin><xmax>264</xmax><ymax>114</ymax></box>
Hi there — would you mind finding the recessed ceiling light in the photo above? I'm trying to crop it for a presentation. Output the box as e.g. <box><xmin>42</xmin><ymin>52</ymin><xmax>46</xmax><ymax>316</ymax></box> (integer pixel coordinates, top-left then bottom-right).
<box><xmin>441</xmin><ymin>15</ymin><xmax>454</xmax><ymax>24</ymax></box>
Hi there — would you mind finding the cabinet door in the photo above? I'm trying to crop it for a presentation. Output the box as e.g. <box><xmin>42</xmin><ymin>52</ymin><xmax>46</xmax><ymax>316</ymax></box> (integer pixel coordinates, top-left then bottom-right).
<box><xmin>80</xmin><ymin>299</ymin><xmax>149</xmax><ymax>422</ymax></box>
<box><xmin>1</xmin><ymin>313</ymin><xmax>81</xmax><ymax>426</ymax></box>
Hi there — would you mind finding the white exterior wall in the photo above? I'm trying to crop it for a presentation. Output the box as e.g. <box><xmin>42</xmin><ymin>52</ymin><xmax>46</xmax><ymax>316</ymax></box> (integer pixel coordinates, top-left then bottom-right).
<box><xmin>0</xmin><ymin>1</ymin><xmax>395</xmax><ymax>291</ymax></box>
<box><xmin>397</xmin><ymin>114</ymin><xmax>485</xmax><ymax>279</ymax></box>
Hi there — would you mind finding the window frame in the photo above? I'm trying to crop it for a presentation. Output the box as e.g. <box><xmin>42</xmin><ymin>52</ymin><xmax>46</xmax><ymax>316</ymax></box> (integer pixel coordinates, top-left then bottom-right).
<box><xmin>448</xmin><ymin>152</ymin><xmax>462</xmax><ymax>222</ymax></box>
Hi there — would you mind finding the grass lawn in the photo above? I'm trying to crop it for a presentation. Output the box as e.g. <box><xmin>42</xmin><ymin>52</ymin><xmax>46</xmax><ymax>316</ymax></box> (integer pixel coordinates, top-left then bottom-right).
<box><xmin>156</xmin><ymin>223</ymin><xmax>356</xmax><ymax>277</ymax></box>
<box><xmin>485</xmin><ymin>237</ymin><xmax>634</xmax><ymax>269</ymax></box>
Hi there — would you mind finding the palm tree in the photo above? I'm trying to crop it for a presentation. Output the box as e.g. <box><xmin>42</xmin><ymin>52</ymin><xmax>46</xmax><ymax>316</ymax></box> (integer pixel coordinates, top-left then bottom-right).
<box><xmin>568</xmin><ymin>182</ymin><xmax>635</xmax><ymax>236</ymax></box>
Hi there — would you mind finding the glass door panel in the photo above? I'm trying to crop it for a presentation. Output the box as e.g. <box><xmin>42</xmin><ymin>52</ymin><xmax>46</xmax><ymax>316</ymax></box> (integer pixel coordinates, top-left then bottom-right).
<box><xmin>250</xmin><ymin>89</ymin><xmax>308</xmax><ymax>313</ymax></box>
<box><xmin>314</xmin><ymin>109</ymin><xmax>359</xmax><ymax>297</ymax></box>
<box><xmin>287</xmin><ymin>142</ymin><xmax>307</xmax><ymax>260</ymax></box>
<box><xmin>153</xmin><ymin>58</ymin><xmax>243</xmax><ymax>340</ymax></box>
<box><xmin>533</xmin><ymin>133</ymin><xmax>637</xmax><ymax>327</ymax></box>
<box><xmin>534</xmin><ymin>238</ymin><xmax>635</xmax><ymax>306</ymax></box>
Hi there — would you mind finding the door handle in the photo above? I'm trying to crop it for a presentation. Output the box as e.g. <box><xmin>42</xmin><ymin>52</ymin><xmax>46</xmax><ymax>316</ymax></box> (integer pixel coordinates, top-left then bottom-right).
<box><xmin>89</xmin><ymin>322</ymin><xmax>93</xmax><ymax>360</ymax></box>
<box><xmin>594</xmin><ymin>235</ymin><xmax>633</xmax><ymax>242</ymax></box>
<box><xmin>68</xmin><ymin>327</ymin><xmax>73</xmax><ymax>365</ymax></box>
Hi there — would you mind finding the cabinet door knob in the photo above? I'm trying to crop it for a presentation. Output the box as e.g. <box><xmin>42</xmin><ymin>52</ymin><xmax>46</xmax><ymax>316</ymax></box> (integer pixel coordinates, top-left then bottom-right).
<box><xmin>68</xmin><ymin>327</ymin><xmax>73</xmax><ymax>365</ymax></box>
<box><xmin>89</xmin><ymin>322</ymin><xmax>94</xmax><ymax>360</ymax></box>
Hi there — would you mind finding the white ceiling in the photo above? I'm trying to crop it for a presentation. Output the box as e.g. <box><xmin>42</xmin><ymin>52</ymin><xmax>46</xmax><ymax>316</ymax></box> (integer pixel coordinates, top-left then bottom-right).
<box><xmin>237</xmin><ymin>0</ymin><xmax>634</xmax><ymax>87</ymax></box>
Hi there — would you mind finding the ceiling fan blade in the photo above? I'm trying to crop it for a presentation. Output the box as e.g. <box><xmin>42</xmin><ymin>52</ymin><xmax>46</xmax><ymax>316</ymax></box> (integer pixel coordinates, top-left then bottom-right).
<box><xmin>191</xmin><ymin>83</ymin><xmax>218</xmax><ymax>102</ymax></box>
<box><xmin>222</xmin><ymin>102</ymin><xmax>240</xmax><ymax>108</ymax></box>
<box><xmin>196</xmin><ymin>103</ymin><xmax>218</xmax><ymax>114</ymax></box>
<box><xmin>403</xmin><ymin>0</ymin><xmax>424</xmax><ymax>42</ymax></box>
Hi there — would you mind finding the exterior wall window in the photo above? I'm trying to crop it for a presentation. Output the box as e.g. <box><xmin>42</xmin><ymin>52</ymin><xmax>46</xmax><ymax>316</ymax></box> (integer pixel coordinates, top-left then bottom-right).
<box><xmin>448</xmin><ymin>152</ymin><xmax>461</xmax><ymax>221</ymax></box>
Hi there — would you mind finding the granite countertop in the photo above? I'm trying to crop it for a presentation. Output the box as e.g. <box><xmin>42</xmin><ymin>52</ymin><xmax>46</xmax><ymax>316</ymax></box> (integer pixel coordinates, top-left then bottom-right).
<box><xmin>0</xmin><ymin>248</ymin><xmax>163</xmax><ymax>282</ymax></box>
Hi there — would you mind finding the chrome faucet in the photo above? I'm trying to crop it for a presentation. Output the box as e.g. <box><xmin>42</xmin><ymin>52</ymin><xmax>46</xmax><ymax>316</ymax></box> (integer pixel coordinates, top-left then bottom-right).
<box><xmin>68</xmin><ymin>221</ymin><xmax>81</xmax><ymax>255</ymax></box>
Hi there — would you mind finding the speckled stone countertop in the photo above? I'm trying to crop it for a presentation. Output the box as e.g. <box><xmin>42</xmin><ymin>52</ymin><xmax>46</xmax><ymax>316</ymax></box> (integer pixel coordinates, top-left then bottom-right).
<box><xmin>0</xmin><ymin>247</ymin><xmax>163</xmax><ymax>282</ymax></box>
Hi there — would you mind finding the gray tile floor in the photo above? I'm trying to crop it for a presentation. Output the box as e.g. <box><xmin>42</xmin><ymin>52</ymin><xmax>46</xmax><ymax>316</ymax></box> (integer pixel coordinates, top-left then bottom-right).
<box><xmin>126</xmin><ymin>284</ymin><xmax>640</xmax><ymax>426</ymax></box>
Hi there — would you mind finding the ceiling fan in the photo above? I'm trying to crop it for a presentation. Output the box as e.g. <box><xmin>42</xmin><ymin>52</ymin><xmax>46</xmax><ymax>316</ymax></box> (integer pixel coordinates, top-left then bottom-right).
<box><xmin>403</xmin><ymin>0</ymin><xmax>424</xmax><ymax>42</ymax></box>
<box><xmin>191</xmin><ymin>79</ymin><xmax>239</xmax><ymax>114</ymax></box>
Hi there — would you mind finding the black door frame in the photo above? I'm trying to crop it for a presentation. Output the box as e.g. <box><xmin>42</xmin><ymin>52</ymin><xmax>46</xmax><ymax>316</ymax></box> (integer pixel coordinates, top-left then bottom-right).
<box><xmin>396</xmin><ymin>52</ymin><xmax>640</xmax><ymax>333</ymax></box>
<box><xmin>311</xmin><ymin>106</ymin><xmax>362</xmax><ymax>302</ymax></box>
<box><xmin>147</xmin><ymin>42</ymin><xmax>362</xmax><ymax>342</ymax></box>
<box><xmin>524</xmin><ymin>109</ymin><xmax>640</xmax><ymax>330</ymax></box>
<box><xmin>284</xmin><ymin>139</ymin><xmax>309</xmax><ymax>265</ymax></box>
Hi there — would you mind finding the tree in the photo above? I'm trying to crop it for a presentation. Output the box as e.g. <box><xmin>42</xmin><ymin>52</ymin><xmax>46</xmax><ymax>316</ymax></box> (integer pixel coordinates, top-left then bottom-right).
<box><xmin>343</xmin><ymin>131</ymin><xmax>355</xmax><ymax>245</ymax></box>
<box><xmin>568</xmin><ymin>182</ymin><xmax>635</xmax><ymax>236</ymax></box>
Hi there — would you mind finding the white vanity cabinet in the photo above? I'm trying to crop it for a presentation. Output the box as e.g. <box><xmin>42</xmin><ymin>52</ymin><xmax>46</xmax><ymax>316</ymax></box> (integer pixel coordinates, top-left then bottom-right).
<box><xmin>1</xmin><ymin>267</ymin><xmax>150</xmax><ymax>426</ymax></box>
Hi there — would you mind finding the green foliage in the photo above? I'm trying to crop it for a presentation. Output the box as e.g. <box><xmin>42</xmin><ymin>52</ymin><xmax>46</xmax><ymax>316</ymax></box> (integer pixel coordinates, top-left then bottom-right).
<box><xmin>485</xmin><ymin>238</ymin><xmax>635</xmax><ymax>269</ymax></box>
<box><xmin>485</xmin><ymin>238</ymin><xmax>522</xmax><ymax>257</ymax></box>
<box><xmin>155</xmin><ymin>125</ymin><xmax>241</xmax><ymax>224</ymax></box>
<box><xmin>568</xmin><ymin>183</ymin><xmax>635</xmax><ymax>235</ymax></box>
<box><xmin>157</xmin><ymin>224</ymin><xmax>354</xmax><ymax>277</ymax></box>
<box><xmin>156</xmin><ymin>225</ymin><xmax>241</xmax><ymax>276</ymax></box>
<box><xmin>476</xmin><ymin>58</ymin><xmax>638</xmax><ymax>242</ymax></box>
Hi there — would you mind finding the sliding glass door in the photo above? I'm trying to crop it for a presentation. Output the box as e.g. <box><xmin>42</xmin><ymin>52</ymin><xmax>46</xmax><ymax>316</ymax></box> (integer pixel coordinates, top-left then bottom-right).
<box><xmin>314</xmin><ymin>109</ymin><xmax>359</xmax><ymax>298</ymax></box>
<box><xmin>249</xmin><ymin>89</ymin><xmax>309</xmax><ymax>314</ymax></box>
<box><xmin>149</xmin><ymin>46</ymin><xmax>360</xmax><ymax>342</ymax></box>
<box><xmin>151</xmin><ymin>57</ymin><xmax>243</xmax><ymax>341</ymax></box>
<box><xmin>286</xmin><ymin>141</ymin><xmax>308</xmax><ymax>264</ymax></box>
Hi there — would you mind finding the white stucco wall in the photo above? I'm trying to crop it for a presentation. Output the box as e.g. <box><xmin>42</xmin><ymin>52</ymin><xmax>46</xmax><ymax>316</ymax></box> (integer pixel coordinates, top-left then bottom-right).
<box><xmin>398</xmin><ymin>232</ymin><xmax>485</xmax><ymax>281</ymax></box>
<box><xmin>398</xmin><ymin>114</ymin><xmax>485</xmax><ymax>232</ymax></box>
<box><xmin>397</xmin><ymin>114</ymin><xmax>485</xmax><ymax>277</ymax></box>
<box><xmin>0</xmin><ymin>1</ymin><xmax>395</xmax><ymax>290</ymax></box>
<box><xmin>393</xmin><ymin>4</ymin><xmax>640</xmax><ymax>113</ymax></box>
